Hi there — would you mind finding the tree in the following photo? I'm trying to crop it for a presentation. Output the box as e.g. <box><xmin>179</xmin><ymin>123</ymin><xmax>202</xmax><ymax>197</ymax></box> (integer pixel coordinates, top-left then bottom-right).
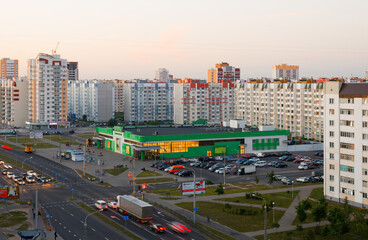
<box><xmin>254</xmin><ymin>175</ymin><xmax>259</xmax><ymax>184</ymax></box>
<box><xmin>312</xmin><ymin>198</ymin><xmax>327</xmax><ymax>225</ymax></box>
<box><xmin>107</xmin><ymin>118</ymin><xmax>117</xmax><ymax>127</ymax></box>
<box><xmin>352</xmin><ymin>211</ymin><xmax>365</xmax><ymax>234</ymax></box>
<box><xmin>215</xmin><ymin>183</ymin><xmax>224</xmax><ymax>195</ymax></box>
<box><xmin>82</xmin><ymin>115</ymin><xmax>87</xmax><ymax>122</ymax></box>
<box><xmin>296</xmin><ymin>200</ymin><xmax>311</xmax><ymax>224</ymax></box>
<box><xmin>267</xmin><ymin>170</ymin><xmax>275</xmax><ymax>185</ymax></box>
<box><xmin>327</xmin><ymin>207</ymin><xmax>349</xmax><ymax>239</ymax></box>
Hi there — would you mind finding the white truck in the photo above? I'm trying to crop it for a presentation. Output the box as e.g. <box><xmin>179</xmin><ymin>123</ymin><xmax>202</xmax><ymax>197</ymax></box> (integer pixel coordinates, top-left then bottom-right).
<box><xmin>116</xmin><ymin>195</ymin><xmax>153</xmax><ymax>223</ymax></box>
<box><xmin>237</xmin><ymin>165</ymin><xmax>256</xmax><ymax>175</ymax></box>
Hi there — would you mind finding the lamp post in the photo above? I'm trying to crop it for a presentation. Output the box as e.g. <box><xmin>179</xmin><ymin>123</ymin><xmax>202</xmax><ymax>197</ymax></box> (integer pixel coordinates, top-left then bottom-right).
<box><xmin>253</xmin><ymin>194</ymin><xmax>267</xmax><ymax>240</ymax></box>
<box><xmin>187</xmin><ymin>168</ymin><xmax>197</xmax><ymax>224</ymax></box>
<box><xmin>271</xmin><ymin>202</ymin><xmax>275</xmax><ymax>223</ymax></box>
<box><xmin>84</xmin><ymin>209</ymin><xmax>103</xmax><ymax>240</ymax></box>
<box><xmin>22</xmin><ymin>156</ymin><xmax>33</xmax><ymax>169</ymax></box>
<box><xmin>292</xmin><ymin>180</ymin><xmax>294</xmax><ymax>199</ymax></box>
<box><xmin>223</xmin><ymin>145</ymin><xmax>228</xmax><ymax>189</ymax></box>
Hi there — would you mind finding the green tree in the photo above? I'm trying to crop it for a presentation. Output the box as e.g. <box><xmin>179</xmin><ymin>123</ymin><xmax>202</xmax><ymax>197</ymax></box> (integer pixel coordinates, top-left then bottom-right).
<box><xmin>215</xmin><ymin>183</ymin><xmax>224</xmax><ymax>195</ymax></box>
<box><xmin>267</xmin><ymin>170</ymin><xmax>275</xmax><ymax>185</ymax></box>
<box><xmin>312</xmin><ymin>198</ymin><xmax>327</xmax><ymax>225</ymax></box>
<box><xmin>254</xmin><ymin>175</ymin><xmax>259</xmax><ymax>184</ymax></box>
<box><xmin>107</xmin><ymin>118</ymin><xmax>117</xmax><ymax>127</ymax></box>
<box><xmin>352</xmin><ymin>211</ymin><xmax>365</xmax><ymax>234</ymax></box>
<box><xmin>82</xmin><ymin>115</ymin><xmax>87</xmax><ymax>122</ymax></box>
<box><xmin>327</xmin><ymin>207</ymin><xmax>349</xmax><ymax>239</ymax></box>
<box><xmin>296</xmin><ymin>203</ymin><xmax>307</xmax><ymax>223</ymax></box>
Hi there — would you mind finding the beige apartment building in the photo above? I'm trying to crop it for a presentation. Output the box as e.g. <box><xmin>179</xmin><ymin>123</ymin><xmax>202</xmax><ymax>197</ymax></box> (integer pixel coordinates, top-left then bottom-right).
<box><xmin>324</xmin><ymin>81</ymin><xmax>368</xmax><ymax>208</ymax></box>
<box><xmin>27</xmin><ymin>54</ymin><xmax>68</xmax><ymax>128</ymax></box>
<box><xmin>234</xmin><ymin>81</ymin><xmax>324</xmax><ymax>141</ymax></box>
<box><xmin>0</xmin><ymin>58</ymin><xmax>18</xmax><ymax>79</ymax></box>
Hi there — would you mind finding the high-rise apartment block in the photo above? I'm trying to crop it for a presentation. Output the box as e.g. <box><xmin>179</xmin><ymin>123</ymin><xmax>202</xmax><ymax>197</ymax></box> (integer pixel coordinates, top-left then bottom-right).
<box><xmin>155</xmin><ymin>68</ymin><xmax>173</xmax><ymax>83</ymax></box>
<box><xmin>272</xmin><ymin>64</ymin><xmax>299</xmax><ymax>81</ymax></box>
<box><xmin>67</xmin><ymin>62</ymin><xmax>79</xmax><ymax>81</ymax></box>
<box><xmin>324</xmin><ymin>81</ymin><xmax>368</xmax><ymax>207</ymax></box>
<box><xmin>124</xmin><ymin>82</ymin><xmax>173</xmax><ymax>123</ymax></box>
<box><xmin>207</xmin><ymin>62</ymin><xmax>240</xmax><ymax>83</ymax></box>
<box><xmin>114</xmin><ymin>80</ymin><xmax>126</xmax><ymax>113</ymax></box>
<box><xmin>234</xmin><ymin>81</ymin><xmax>324</xmax><ymax>141</ymax></box>
<box><xmin>68</xmin><ymin>80</ymin><xmax>115</xmax><ymax>122</ymax></box>
<box><xmin>174</xmin><ymin>82</ymin><xmax>234</xmax><ymax>124</ymax></box>
<box><xmin>0</xmin><ymin>77</ymin><xmax>28</xmax><ymax>127</ymax></box>
<box><xmin>0</xmin><ymin>58</ymin><xmax>18</xmax><ymax>79</ymax></box>
<box><xmin>27</xmin><ymin>54</ymin><xmax>68</xmax><ymax>124</ymax></box>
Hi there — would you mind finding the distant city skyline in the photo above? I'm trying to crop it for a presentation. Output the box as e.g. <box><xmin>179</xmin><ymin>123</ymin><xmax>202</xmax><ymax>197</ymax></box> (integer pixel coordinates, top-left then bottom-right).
<box><xmin>0</xmin><ymin>0</ymin><xmax>367</xmax><ymax>79</ymax></box>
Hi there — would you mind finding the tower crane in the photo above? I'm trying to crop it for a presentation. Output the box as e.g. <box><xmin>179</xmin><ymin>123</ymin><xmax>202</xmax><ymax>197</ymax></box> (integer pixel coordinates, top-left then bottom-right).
<box><xmin>52</xmin><ymin>42</ymin><xmax>60</xmax><ymax>55</ymax></box>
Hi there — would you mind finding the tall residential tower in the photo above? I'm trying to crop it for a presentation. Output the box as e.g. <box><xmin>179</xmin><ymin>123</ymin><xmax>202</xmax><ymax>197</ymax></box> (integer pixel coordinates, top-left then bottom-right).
<box><xmin>0</xmin><ymin>58</ymin><xmax>18</xmax><ymax>79</ymax></box>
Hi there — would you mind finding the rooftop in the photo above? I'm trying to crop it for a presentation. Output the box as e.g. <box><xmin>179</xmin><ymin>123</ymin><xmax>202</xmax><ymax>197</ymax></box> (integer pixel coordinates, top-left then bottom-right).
<box><xmin>124</xmin><ymin>126</ymin><xmax>244</xmax><ymax>136</ymax></box>
<box><xmin>340</xmin><ymin>83</ymin><xmax>368</xmax><ymax>97</ymax></box>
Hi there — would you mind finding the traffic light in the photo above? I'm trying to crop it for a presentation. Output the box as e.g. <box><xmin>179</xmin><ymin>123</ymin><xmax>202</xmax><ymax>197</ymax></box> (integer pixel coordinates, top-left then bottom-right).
<box><xmin>142</xmin><ymin>184</ymin><xmax>147</xmax><ymax>190</ymax></box>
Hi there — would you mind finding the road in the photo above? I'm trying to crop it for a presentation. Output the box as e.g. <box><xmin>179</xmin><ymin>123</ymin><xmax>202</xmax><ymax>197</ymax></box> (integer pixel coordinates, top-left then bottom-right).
<box><xmin>0</xmin><ymin>148</ymin><xmax>209</xmax><ymax>240</ymax></box>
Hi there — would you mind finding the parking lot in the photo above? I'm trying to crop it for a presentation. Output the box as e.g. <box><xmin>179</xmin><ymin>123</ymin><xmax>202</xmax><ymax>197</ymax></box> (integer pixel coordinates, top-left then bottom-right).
<box><xmin>150</xmin><ymin>151</ymin><xmax>324</xmax><ymax>186</ymax></box>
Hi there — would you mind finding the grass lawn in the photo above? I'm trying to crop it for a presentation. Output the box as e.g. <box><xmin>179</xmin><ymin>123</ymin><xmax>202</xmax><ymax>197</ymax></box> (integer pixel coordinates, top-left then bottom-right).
<box><xmin>159</xmin><ymin>197</ymin><xmax>183</xmax><ymax>200</ymax></box>
<box><xmin>198</xmin><ymin>223</ymin><xmax>237</xmax><ymax>240</ymax></box>
<box><xmin>233</xmin><ymin>182</ymin><xmax>322</xmax><ymax>192</ymax></box>
<box><xmin>216</xmin><ymin>190</ymin><xmax>300</xmax><ymax>209</ymax></box>
<box><xmin>7</xmin><ymin>137</ymin><xmax>57</xmax><ymax>148</ymax></box>
<box><xmin>0</xmin><ymin>211</ymin><xmax>27</xmax><ymax>228</ymax></box>
<box><xmin>177</xmin><ymin>201</ymin><xmax>284</xmax><ymax>232</ymax></box>
<box><xmin>136</xmin><ymin>170</ymin><xmax>162</xmax><ymax>177</ymax></box>
<box><xmin>104</xmin><ymin>168</ymin><xmax>128</xmax><ymax>176</ymax></box>
<box><xmin>135</xmin><ymin>178</ymin><xmax>175</xmax><ymax>184</ymax></box>
<box><xmin>44</xmin><ymin>135</ymin><xmax>80</xmax><ymax>145</ymax></box>
<box><xmin>77</xmin><ymin>134</ymin><xmax>95</xmax><ymax>140</ymax></box>
<box><xmin>255</xmin><ymin>222</ymin><xmax>368</xmax><ymax>240</ymax></box>
<box><xmin>309</xmin><ymin>187</ymin><xmax>323</xmax><ymax>200</ymax></box>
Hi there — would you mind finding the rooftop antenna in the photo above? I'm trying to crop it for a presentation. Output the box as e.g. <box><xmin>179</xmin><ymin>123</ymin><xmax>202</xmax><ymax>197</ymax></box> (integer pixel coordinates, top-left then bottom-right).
<box><xmin>52</xmin><ymin>42</ymin><xmax>60</xmax><ymax>55</ymax></box>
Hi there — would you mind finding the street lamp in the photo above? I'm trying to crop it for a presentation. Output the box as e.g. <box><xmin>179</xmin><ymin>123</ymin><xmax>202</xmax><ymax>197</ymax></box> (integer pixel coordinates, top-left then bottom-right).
<box><xmin>22</xmin><ymin>156</ymin><xmax>33</xmax><ymax>169</ymax></box>
<box><xmin>84</xmin><ymin>209</ymin><xmax>103</xmax><ymax>240</ymax></box>
<box><xmin>187</xmin><ymin>168</ymin><xmax>197</xmax><ymax>224</ymax></box>
<box><xmin>253</xmin><ymin>194</ymin><xmax>267</xmax><ymax>240</ymax></box>
<box><xmin>292</xmin><ymin>180</ymin><xmax>294</xmax><ymax>199</ymax></box>
<box><xmin>223</xmin><ymin>145</ymin><xmax>228</xmax><ymax>189</ymax></box>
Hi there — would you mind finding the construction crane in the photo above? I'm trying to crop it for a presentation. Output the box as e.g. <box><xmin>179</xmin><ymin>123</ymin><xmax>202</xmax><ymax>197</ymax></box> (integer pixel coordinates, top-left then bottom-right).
<box><xmin>52</xmin><ymin>42</ymin><xmax>60</xmax><ymax>55</ymax></box>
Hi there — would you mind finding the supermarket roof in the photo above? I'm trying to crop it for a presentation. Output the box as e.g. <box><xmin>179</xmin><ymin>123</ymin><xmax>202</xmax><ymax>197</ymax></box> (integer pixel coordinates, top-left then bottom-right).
<box><xmin>125</xmin><ymin>126</ymin><xmax>243</xmax><ymax>136</ymax></box>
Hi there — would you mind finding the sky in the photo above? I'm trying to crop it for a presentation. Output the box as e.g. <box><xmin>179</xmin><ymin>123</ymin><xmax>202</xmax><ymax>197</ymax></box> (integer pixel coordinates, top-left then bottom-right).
<box><xmin>0</xmin><ymin>0</ymin><xmax>367</xmax><ymax>80</ymax></box>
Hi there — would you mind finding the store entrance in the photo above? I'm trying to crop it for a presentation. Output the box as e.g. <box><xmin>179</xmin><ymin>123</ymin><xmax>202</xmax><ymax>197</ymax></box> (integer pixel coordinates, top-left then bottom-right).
<box><xmin>144</xmin><ymin>149</ymin><xmax>160</xmax><ymax>160</ymax></box>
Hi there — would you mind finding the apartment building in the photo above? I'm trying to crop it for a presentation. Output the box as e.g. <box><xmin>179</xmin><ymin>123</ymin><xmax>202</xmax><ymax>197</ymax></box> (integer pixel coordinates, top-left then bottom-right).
<box><xmin>174</xmin><ymin>82</ymin><xmax>234</xmax><ymax>124</ymax></box>
<box><xmin>324</xmin><ymin>82</ymin><xmax>368</xmax><ymax>208</ymax></box>
<box><xmin>234</xmin><ymin>81</ymin><xmax>324</xmax><ymax>141</ymax></box>
<box><xmin>27</xmin><ymin>54</ymin><xmax>68</xmax><ymax>125</ymax></box>
<box><xmin>272</xmin><ymin>64</ymin><xmax>299</xmax><ymax>81</ymax></box>
<box><xmin>124</xmin><ymin>82</ymin><xmax>173</xmax><ymax>122</ymax></box>
<box><xmin>113</xmin><ymin>80</ymin><xmax>125</xmax><ymax>113</ymax></box>
<box><xmin>207</xmin><ymin>62</ymin><xmax>240</xmax><ymax>83</ymax></box>
<box><xmin>68</xmin><ymin>80</ymin><xmax>115</xmax><ymax>122</ymax></box>
<box><xmin>154</xmin><ymin>68</ymin><xmax>173</xmax><ymax>83</ymax></box>
<box><xmin>0</xmin><ymin>77</ymin><xmax>28</xmax><ymax>127</ymax></box>
<box><xmin>67</xmin><ymin>62</ymin><xmax>79</xmax><ymax>81</ymax></box>
<box><xmin>0</xmin><ymin>58</ymin><xmax>18</xmax><ymax>79</ymax></box>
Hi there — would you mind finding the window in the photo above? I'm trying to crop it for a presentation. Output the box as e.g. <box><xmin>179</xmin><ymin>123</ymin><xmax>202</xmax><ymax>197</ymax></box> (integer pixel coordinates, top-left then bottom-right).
<box><xmin>364</xmin><ymin>145</ymin><xmax>368</xmax><ymax>151</ymax></box>
<box><xmin>364</xmin><ymin>181</ymin><xmax>368</xmax><ymax>188</ymax></box>
<box><xmin>341</xmin><ymin>187</ymin><xmax>354</xmax><ymax>195</ymax></box>
<box><xmin>340</xmin><ymin>165</ymin><xmax>354</xmax><ymax>173</ymax></box>
<box><xmin>340</xmin><ymin>154</ymin><xmax>354</xmax><ymax>161</ymax></box>
<box><xmin>363</xmin><ymin>193</ymin><xmax>368</xmax><ymax>198</ymax></box>
<box><xmin>329</xmin><ymin>98</ymin><xmax>334</xmax><ymax>104</ymax></box>
<box><xmin>363</xmin><ymin>134</ymin><xmax>368</xmax><ymax>140</ymax></box>
<box><xmin>329</xmin><ymin>131</ymin><xmax>334</xmax><ymax>137</ymax></box>
<box><xmin>364</xmin><ymin>157</ymin><xmax>368</xmax><ymax>163</ymax></box>
<box><xmin>330</xmin><ymin>186</ymin><xmax>335</xmax><ymax>192</ymax></box>
<box><xmin>330</xmin><ymin>153</ymin><xmax>334</xmax><ymax>159</ymax></box>
<box><xmin>340</xmin><ymin>132</ymin><xmax>354</xmax><ymax>138</ymax></box>
<box><xmin>329</xmin><ymin>164</ymin><xmax>335</xmax><ymax>170</ymax></box>
<box><xmin>340</xmin><ymin>109</ymin><xmax>354</xmax><ymax>115</ymax></box>
<box><xmin>363</xmin><ymin>110</ymin><xmax>368</xmax><ymax>116</ymax></box>
<box><xmin>340</xmin><ymin>143</ymin><xmax>354</xmax><ymax>150</ymax></box>
<box><xmin>329</xmin><ymin>142</ymin><xmax>334</xmax><ymax>148</ymax></box>
<box><xmin>340</xmin><ymin>120</ymin><xmax>354</xmax><ymax>127</ymax></box>
<box><xmin>340</xmin><ymin>98</ymin><xmax>354</xmax><ymax>104</ymax></box>
<box><xmin>340</xmin><ymin>176</ymin><xmax>354</xmax><ymax>184</ymax></box>
<box><xmin>329</xmin><ymin>109</ymin><xmax>335</xmax><ymax>115</ymax></box>
<box><xmin>364</xmin><ymin>169</ymin><xmax>368</xmax><ymax>176</ymax></box>
<box><xmin>329</xmin><ymin>120</ymin><xmax>334</xmax><ymax>126</ymax></box>
<box><xmin>363</xmin><ymin>122</ymin><xmax>368</xmax><ymax>128</ymax></box>
<box><xmin>330</xmin><ymin>175</ymin><xmax>334</xmax><ymax>181</ymax></box>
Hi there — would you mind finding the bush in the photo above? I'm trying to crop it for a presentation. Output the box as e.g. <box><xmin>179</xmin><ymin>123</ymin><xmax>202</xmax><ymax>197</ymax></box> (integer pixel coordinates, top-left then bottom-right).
<box><xmin>215</xmin><ymin>184</ymin><xmax>224</xmax><ymax>195</ymax></box>
<box><xmin>205</xmin><ymin>180</ymin><xmax>213</xmax><ymax>185</ymax></box>
<box><xmin>272</xmin><ymin>223</ymin><xmax>280</xmax><ymax>228</ymax></box>
<box><xmin>224</xmin><ymin>203</ymin><xmax>232</xmax><ymax>209</ymax></box>
<box><xmin>296</xmin><ymin>225</ymin><xmax>303</xmax><ymax>232</ymax></box>
<box><xmin>321</xmin><ymin>226</ymin><xmax>329</xmax><ymax>236</ymax></box>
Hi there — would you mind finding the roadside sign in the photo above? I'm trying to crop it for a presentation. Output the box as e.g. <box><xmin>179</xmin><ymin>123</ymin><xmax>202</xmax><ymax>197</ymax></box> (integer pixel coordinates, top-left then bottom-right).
<box><xmin>123</xmin><ymin>216</ymin><xmax>129</xmax><ymax>220</ymax></box>
<box><xmin>46</xmin><ymin>214</ymin><xmax>50</xmax><ymax>219</ymax></box>
<box><xmin>83</xmin><ymin>166</ymin><xmax>86</xmax><ymax>170</ymax></box>
<box><xmin>35</xmin><ymin>132</ymin><xmax>43</xmax><ymax>139</ymax></box>
<box><xmin>182</xmin><ymin>181</ymin><xmax>206</xmax><ymax>196</ymax></box>
<box><xmin>62</xmin><ymin>176</ymin><xmax>65</xmax><ymax>180</ymax></box>
<box><xmin>30</xmin><ymin>132</ymin><xmax>34</xmax><ymax>139</ymax></box>
<box><xmin>71</xmin><ymin>188</ymin><xmax>74</xmax><ymax>191</ymax></box>
<box><xmin>193</xmin><ymin>207</ymin><xmax>199</xmax><ymax>211</ymax></box>
<box><xmin>0</xmin><ymin>188</ymin><xmax>7</xmax><ymax>199</ymax></box>
<box><xmin>55</xmin><ymin>173</ymin><xmax>58</xmax><ymax>176</ymax></box>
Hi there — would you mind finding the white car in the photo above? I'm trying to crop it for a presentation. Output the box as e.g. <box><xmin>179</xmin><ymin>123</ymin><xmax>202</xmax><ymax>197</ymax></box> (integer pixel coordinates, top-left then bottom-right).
<box><xmin>95</xmin><ymin>200</ymin><xmax>108</xmax><ymax>210</ymax></box>
<box><xmin>164</xmin><ymin>167</ymin><xmax>172</xmax><ymax>172</ymax></box>
<box><xmin>215</xmin><ymin>156</ymin><xmax>223</xmax><ymax>161</ymax></box>
<box><xmin>298</xmin><ymin>164</ymin><xmax>308</xmax><ymax>170</ymax></box>
<box><xmin>215</xmin><ymin>168</ymin><xmax>224</xmax><ymax>174</ymax></box>
<box><xmin>6</xmin><ymin>172</ymin><xmax>14</xmax><ymax>179</ymax></box>
<box><xmin>190</xmin><ymin>161</ymin><xmax>201</xmax><ymax>167</ymax></box>
<box><xmin>26</xmin><ymin>176</ymin><xmax>35</xmax><ymax>183</ymax></box>
<box><xmin>218</xmin><ymin>168</ymin><xmax>230</xmax><ymax>174</ymax></box>
<box><xmin>108</xmin><ymin>202</ymin><xmax>117</xmax><ymax>209</ymax></box>
<box><xmin>0</xmin><ymin>161</ymin><xmax>4</xmax><ymax>164</ymax></box>
<box><xmin>249</xmin><ymin>157</ymin><xmax>260</xmax><ymax>161</ymax></box>
<box><xmin>254</xmin><ymin>161</ymin><xmax>267</xmax><ymax>167</ymax></box>
<box><xmin>256</xmin><ymin>153</ymin><xmax>265</xmax><ymax>158</ymax></box>
<box><xmin>27</xmin><ymin>170</ymin><xmax>36</xmax><ymax>176</ymax></box>
<box><xmin>274</xmin><ymin>175</ymin><xmax>285</xmax><ymax>181</ymax></box>
<box><xmin>4</xmin><ymin>164</ymin><xmax>12</xmax><ymax>169</ymax></box>
<box><xmin>296</xmin><ymin>177</ymin><xmax>310</xmax><ymax>183</ymax></box>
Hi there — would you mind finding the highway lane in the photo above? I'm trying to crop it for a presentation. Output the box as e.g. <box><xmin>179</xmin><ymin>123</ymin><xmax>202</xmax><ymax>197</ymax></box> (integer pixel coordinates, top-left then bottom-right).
<box><xmin>0</xmin><ymin>148</ymin><xmax>210</xmax><ymax>240</ymax></box>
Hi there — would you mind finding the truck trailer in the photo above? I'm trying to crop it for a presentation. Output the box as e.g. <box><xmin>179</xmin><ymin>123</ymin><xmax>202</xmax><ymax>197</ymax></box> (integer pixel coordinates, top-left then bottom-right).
<box><xmin>237</xmin><ymin>165</ymin><xmax>256</xmax><ymax>175</ymax></box>
<box><xmin>116</xmin><ymin>195</ymin><xmax>153</xmax><ymax>223</ymax></box>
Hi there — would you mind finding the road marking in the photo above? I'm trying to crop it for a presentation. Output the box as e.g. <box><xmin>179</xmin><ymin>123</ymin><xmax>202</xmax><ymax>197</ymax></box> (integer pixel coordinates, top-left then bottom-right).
<box><xmin>59</xmin><ymin>223</ymin><xmax>61</xmax><ymax>225</ymax></box>
<box><xmin>80</xmin><ymin>220</ymin><xmax>84</xmax><ymax>224</ymax></box>
<box><xmin>70</xmin><ymin>213</ymin><xmax>74</xmax><ymax>216</ymax></box>
<box><xmin>73</xmin><ymin>234</ymin><xmax>77</xmax><ymax>237</ymax></box>
<box><xmin>105</xmin><ymin>238</ymin><xmax>109</xmax><ymax>240</ymax></box>
<box><xmin>68</xmin><ymin>230</ymin><xmax>71</xmax><ymax>232</ymax></box>
<box><xmin>91</xmin><ymin>228</ymin><xmax>96</xmax><ymax>232</ymax></box>
<box><xmin>64</xmin><ymin>226</ymin><xmax>66</xmax><ymax>229</ymax></box>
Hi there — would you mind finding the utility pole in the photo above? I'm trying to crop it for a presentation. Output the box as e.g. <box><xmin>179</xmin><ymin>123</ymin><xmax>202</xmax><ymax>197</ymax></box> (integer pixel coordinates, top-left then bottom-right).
<box><xmin>193</xmin><ymin>170</ymin><xmax>197</xmax><ymax>224</ymax></box>
<box><xmin>35</xmin><ymin>189</ymin><xmax>38</xmax><ymax>229</ymax></box>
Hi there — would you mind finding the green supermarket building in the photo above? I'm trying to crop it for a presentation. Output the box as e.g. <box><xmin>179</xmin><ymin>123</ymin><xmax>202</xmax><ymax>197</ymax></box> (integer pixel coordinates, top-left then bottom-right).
<box><xmin>95</xmin><ymin>125</ymin><xmax>290</xmax><ymax>160</ymax></box>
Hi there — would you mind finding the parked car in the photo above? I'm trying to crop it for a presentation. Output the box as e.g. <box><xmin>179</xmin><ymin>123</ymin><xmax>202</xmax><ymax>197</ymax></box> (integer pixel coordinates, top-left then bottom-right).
<box><xmin>254</xmin><ymin>161</ymin><xmax>267</xmax><ymax>167</ymax></box>
<box><xmin>275</xmin><ymin>162</ymin><xmax>287</xmax><ymax>168</ymax></box>
<box><xmin>150</xmin><ymin>222</ymin><xmax>166</xmax><ymax>233</ymax></box>
<box><xmin>256</xmin><ymin>153</ymin><xmax>265</xmax><ymax>158</ymax></box>
<box><xmin>311</xmin><ymin>170</ymin><xmax>323</xmax><ymax>177</ymax></box>
<box><xmin>27</xmin><ymin>170</ymin><xmax>36</xmax><ymax>176</ymax></box>
<box><xmin>284</xmin><ymin>156</ymin><xmax>295</xmax><ymax>162</ymax></box>
<box><xmin>214</xmin><ymin>156</ymin><xmax>223</xmax><ymax>161</ymax></box>
<box><xmin>249</xmin><ymin>157</ymin><xmax>260</xmax><ymax>161</ymax></box>
<box><xmin>296</xmin><ymin>177</ymin><xmax>310</xmax><ymax>183</ymax></box>
<box><xmin>178</xmin><ymin>170</ymin><xmax>193</xmax><ymax>177</ymax></box>
<box><xmin>190</xmin><ymin>161</ymin><xmax>201</xmax><ymax>167</ymax></box>
<box><xmin>313</xmin><ymin>176</ymin><xmax>324</xmax><ymax>182</ymax></box>
<box><xmin>274</xmin><ymin>175</ymin><xmax>285</xmax><ymax>181</ymax></box>
<box><xmin>279</xmin><ymin>156</ymin><xmax>288</xmax><ymax>161</ymax></box>
<box><xmin>268</xmin><ymin>161</ymin><xmax>278</xmax><ymax>167</ymax></box>
<box><xmin>281</xmin><ymin>178</ymin><xmax>292</xmax><ymax>185</ymax></box>
<box><xmin>95</xmin><ymin>200</ymin><xmax>108</xmax><ymax>210</ymax></box>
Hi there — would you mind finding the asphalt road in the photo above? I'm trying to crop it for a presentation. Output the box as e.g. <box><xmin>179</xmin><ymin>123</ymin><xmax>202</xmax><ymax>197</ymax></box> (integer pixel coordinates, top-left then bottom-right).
<box><xmin>0</xmin><ymin>147</ymin><xmax>209</xmax><ymax>240</ymax></box>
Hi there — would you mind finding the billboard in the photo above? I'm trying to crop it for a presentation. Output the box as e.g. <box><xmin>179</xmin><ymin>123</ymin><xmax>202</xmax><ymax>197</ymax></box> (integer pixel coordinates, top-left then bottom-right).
<box><xmin>215</xmin><ymin>147</ymin><xmax>226</xmax><ymax>154</ymax></box>
<box><xmin>0</xmin><ymin>186</ymin><xmax>20</xmax><ymax>200</ymax></box>
<box><xmin>30</xmin><ymin>132</ymin><xmax>43</xmax><ymax>139</ymax></box>
<box><xmin>182</xmin><ymin>181</ymin><xmax>205</xmax><ymax>196</ymax></box>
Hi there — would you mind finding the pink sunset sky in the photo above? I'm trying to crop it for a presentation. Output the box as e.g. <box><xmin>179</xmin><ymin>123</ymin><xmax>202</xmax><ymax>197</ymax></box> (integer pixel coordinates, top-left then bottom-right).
<box><xmin>0</xmin><ymin>0</ymin><xmax>367</xmax><ymax>79</ymax></box>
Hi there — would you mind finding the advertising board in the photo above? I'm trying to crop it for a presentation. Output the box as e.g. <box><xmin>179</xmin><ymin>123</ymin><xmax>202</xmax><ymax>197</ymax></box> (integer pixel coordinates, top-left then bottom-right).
<box><xmin>181</xmin><ymin>181</ymin><xmax>205</xmax><ymax>196</ymax></box>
